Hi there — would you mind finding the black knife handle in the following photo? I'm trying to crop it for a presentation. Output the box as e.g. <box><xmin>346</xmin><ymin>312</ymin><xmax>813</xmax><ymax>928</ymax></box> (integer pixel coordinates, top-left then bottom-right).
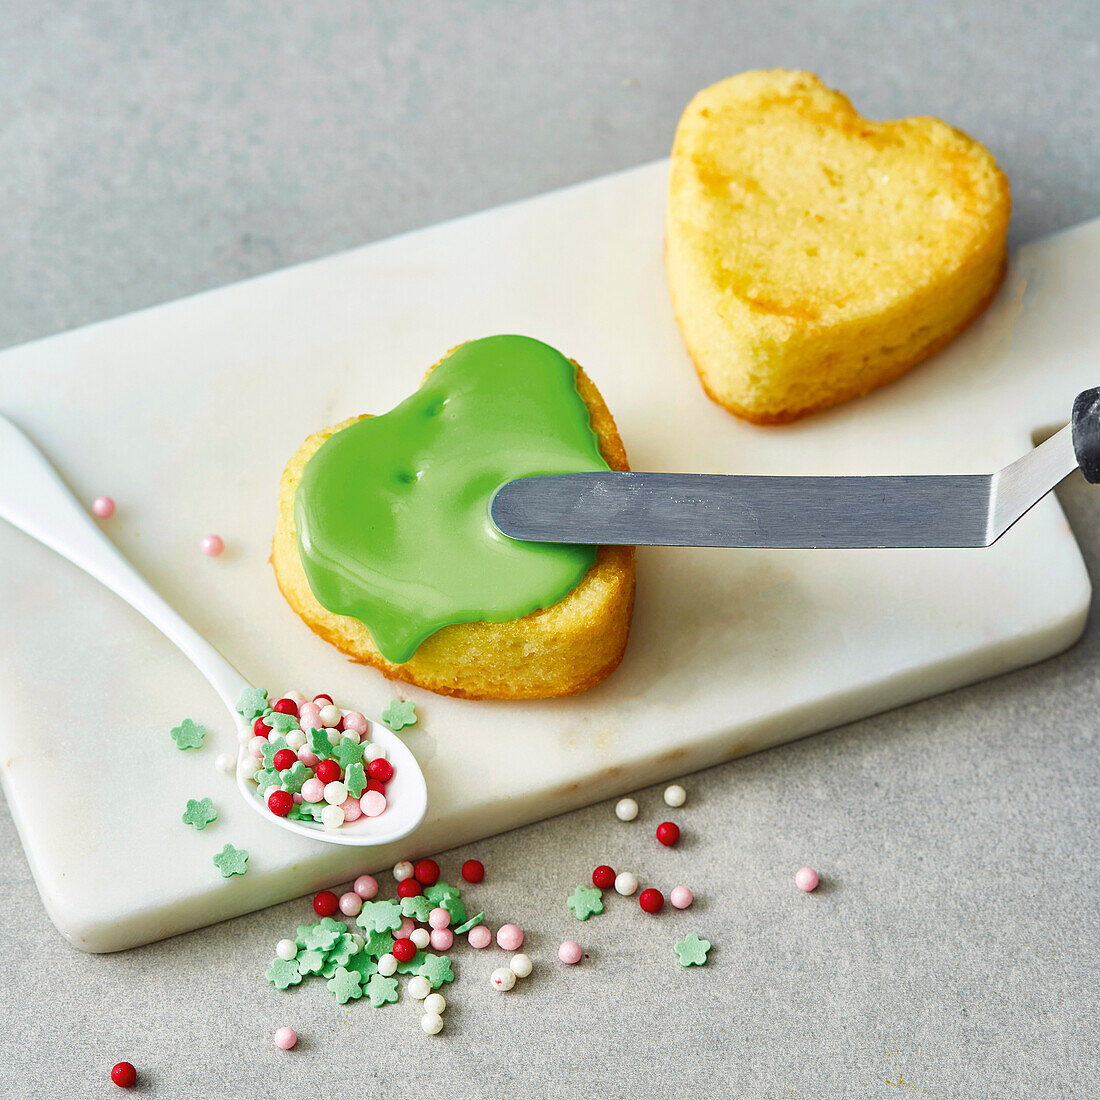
<box><xmin>1072</xmin><ymin>388</ymin><xmax>1100</xmax><ymax>484</ymax></box>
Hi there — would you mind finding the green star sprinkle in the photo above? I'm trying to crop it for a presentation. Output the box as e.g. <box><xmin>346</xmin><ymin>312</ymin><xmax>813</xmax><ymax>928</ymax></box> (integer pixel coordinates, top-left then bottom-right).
<box><xmin>307</xmin><ymin>727</ymin><xmax>332</xmax><ymax>759</ymax></box>
<box><xmin>280</xmin><ymin>761</ymin><xmax>311</xmax><ymax>794</ymax></box>
<box><xmin>260</xmin><ymin>735</ymin><xmax>289</xmax><ymax>771</ymax></box>
<box><xmin>344</xmin><ymin>949</ymin><xmax>378</xmax><ymax>981</ymax></box>
<box><xmin>212</xmin><ymin>844</ymin><xmax>248</xmax><ymax>878</ymax></box>
<box><xmin>356</xmin><ymin>900</ymin><xmax>403</xmax><ymax>935</ymax></box>
<box><xmin>320</xmin><ymin>933</ymin><xmax>358</xmax><ymax>977</ymax></box>
<box><xmin>359</xmin><ymin>928</ymin><xmax>394</xmax><ymax>958</ymax></box>
<box><xmin>363</xmin><ymin>973</ymin><xmax>399</xmax><ymax>1007</ymax></box>
<box><xmin>441</xmin><ymin>894</ymin><xmax>467</xmax><ymax>926</ymax></box>
<box><xmin>399</xmin><ymin>895</ymin><xmax>432</xmax><ymax>923</ymax></box>
<box><xmin>673</xmin><ymin>933</ymin><xmax>712</xmax><ymax>967</ymax></box>
<box><xmin>236</xmin><ymin>687</ymin><xmax>269</xmax><ymax>721</ymax></box>
<box><xmin>327</xmin><ymin>966</ymin><xmax>364</xmax><ymax>1004</ymax></box>
<box><xmin>395</xmin><ymin>954</ymin><xmax>422</xmax><ymax>975</ymax></box>
<box><xmin>170</xmin><ymin>718</ymin><xmax>207</xmax><ymax>750</ymax></box>
<box><xmin>567</xmin><ymin>885</ymin><xmax>604</xmax><ymax>921</ymax></box>
<box><xmin>332</xmin><ymin>737</ymin><xmax>364</xmax><ymax>770</ymax></box>
<box><xmin>415</xmin><ymin>953</ymin><xmax>454</xmax><ymax>989</ymax></box>
<box><xmin>181</xmin><ymin>797</ymin><xmax>217</xmax><ymax>831</ymax></box>
<box><xmin>253</xmin><ymin>768</ymin><xmax>283</xmax><ymax>797</ymax></box>
<box><xmin>264</xmin><ymin>957</ymin><xmax>302</xmax><ymax>990</ymax></box>
<box><xmin>297</xmin><ymin>947</ymin><xmax>328</xmax><ymax>975</ymax></box>
<box><xmin>296</xmin><ymin>802</ymin><xmax>324</xmax><ymax>822</ymax></box>
<box><xmin>381</xmin><ymin>699</ymin><xmax>417</xmax><ymax>731</ymax></box>
<box><xmin>423</xmin><ymin>881</ymin><xmax>460</xmax><ymax>904</ymax></box>
<box><xmin>344</xmin><ymin>762</ymin><xmax>367</xmax><ymax>798</ymax></box>
<box><xmin>296</xmin><ymin>921</ymin><xmax>343</xmax><ymax>952</ymax></box>
<box><xmin>453</xmin><ymin>911</ymin><xmax>485</xmax><ymax>935</ymax></box>
<box><xmin>265</xmin><ymin>712</ymin><xmax>300</xmax><ymax>734</ymax></box>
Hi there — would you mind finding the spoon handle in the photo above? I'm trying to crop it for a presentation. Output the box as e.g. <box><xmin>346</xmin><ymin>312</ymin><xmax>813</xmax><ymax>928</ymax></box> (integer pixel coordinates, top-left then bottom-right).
<box><xmin>0</xmin><ymin>414</ymin><xmax>250</xmax><ymax>715</ymax></box>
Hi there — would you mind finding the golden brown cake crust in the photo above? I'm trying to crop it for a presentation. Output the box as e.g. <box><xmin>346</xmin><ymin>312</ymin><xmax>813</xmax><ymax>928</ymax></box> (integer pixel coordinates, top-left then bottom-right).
<box><xmin>271</xmin><ymin>355</ymin><xmax>635</xmax><ymax>700</ymax></box>
<box><xmin>666</xmin><ymin>69</ymin><xmax>1012</xmax><ymax>424</ymax></box>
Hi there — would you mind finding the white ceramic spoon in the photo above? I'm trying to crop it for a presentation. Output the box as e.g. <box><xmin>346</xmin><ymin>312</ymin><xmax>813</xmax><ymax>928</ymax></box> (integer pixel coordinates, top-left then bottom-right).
<box><xmin>0</xmin><ymin>414</ymin><xmax>428</xmax><ymax>847</ymax></box>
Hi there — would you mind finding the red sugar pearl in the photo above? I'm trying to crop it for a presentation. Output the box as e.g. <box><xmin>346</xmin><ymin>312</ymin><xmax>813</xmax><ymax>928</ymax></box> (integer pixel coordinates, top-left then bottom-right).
<box><xmin>413</xmin><ymin>858</ymin><xmax>439</xmax><ymax>886</ymax></box>
<box><xmin>313</xmin><ymin>890</ymin><xmax>339</xmax><ymax>917</ymax></box>
<box><xmin>272</xmin><ymin>748</ymin><xmax>297</xmax><ymax>772</ymax></box>
<box><xmin>315</xmin><ymin>759</ymin><xmax>341</xmax><ymax>785</ymax></box>
<box><xmin>111</xmin><ymin>1062</ymin><xmax>137</xmax><ymax>1088</ymax></box>
<box><xmin>462</xmin><ymin>859</ymin><xmax>485</xmax><ymax>884</ymax></box>
<box><xmin>639</xmin><ymin>888</ymin><xmax>664</xmax><ymax>913</ymax></box>
<box><xmin>368</xmin><ymin>758</ymin><xmax>394</xmax><ymax>783</ymax></box>
<box><xmin>592</xmin><ymin>865</ymin><xmax>616</xmax><ymax>889</ymax></box>
<box><xmin>271</xmin><ymin>697</ymin><xmax>299</xmax><ymax>716</ymax></box>
<box><xmin>656</xmin><ymin>821</ymin><xmax>681</xmax><ymax>847</ymax></box>
<box><xmin>252</xmin><ymin>716</ymin><xmax>271</xmax><ymax>737</ymax></box>
<box><xmin>366</xmin><ymin>778</ymin><xmax>386</xmax><ymax>794</ymax></box>
<box><xmin>392</xmin><ymin>937</ymin><xmax>417</xmax><ymax>962</ymax></box>
<box><xmin>267</xmin><ymin>789</ymin><xmax>293</xmax><ymax>817</ymax></box>
<box><xmin>396</xmin><ymin>878</ymin><xmax>422</xmax><ymax>898</ymax></box>
<box><xmin>313</xmin><ymin>693</ymin><xmax>334</xmax><ymax>707</ymax></box>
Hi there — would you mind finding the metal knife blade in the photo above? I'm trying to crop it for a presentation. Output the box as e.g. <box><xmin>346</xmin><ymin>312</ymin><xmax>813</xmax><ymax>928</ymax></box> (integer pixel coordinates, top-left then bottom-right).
<box><xmin>489</xmin><ymin>422</ymin><xmax>1079</xmax><ymax>549</ymax></box>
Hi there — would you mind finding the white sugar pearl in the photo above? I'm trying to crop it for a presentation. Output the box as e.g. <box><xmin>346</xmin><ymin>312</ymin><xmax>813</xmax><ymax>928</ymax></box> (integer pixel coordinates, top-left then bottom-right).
<box><xmin>664</xmin><ymin>784</ymin><xmax>687</xmax><ymax>808</ymax></box>
<box><xmin>614</xmin><ymin>871</ymin><xmax>638</xmax><ymax>896</ymax></box>
<box><xmin>283</xmin><ymin>691</ymin><xmax>306</xmax><ymax>705</ymax></box>
<box><xmin>238</xmin><ymin>756</ymin><xmax>259</xmax><ymax>780</ymax></box>
<box><xmin>321</xmin><ymin>804</ymin><xmax>345</xmax><ymax>829</ymax></box>
<box><xmin>423</xmin><ymin>993</ymin><xmax>446</xmax><ymax>1015</ymax></box>
<box><xmin>364</xmin><ymin>743</ymin><xmax>387</xmax><ymax>762</ymax></box>
<box><xmin>215</xmin><ymin>753</ymin><xmax>235</xmax><ymax>775</ymax></box>
<box><xmin>615</xmin><ymin>797</ymin><xmax>639</xmax><ymax>821</ymax></box>
<box><xmin>490</xmin><ymin>967</ymin><xmax>516</xmax><ymax>992</ymax></box>
<box><xmin>420</xmin><ymin>1011</ymin><xmax>444</xmax><ymax>1035</ymax></box>
<box><xmin>509</xmin><ymin>953</ymin><xmax>533</xmax><ymax>978</ymax></box>
<box><xmin>393</xmin><ymin>860</ymin><xmax>415</xmax><ymax>882</ymax></box>
<box><xmin>325</xmin><ymin>728</ymin><xmax>342</xmax><ymax>746</ymax></box>
<box><xmin>408</xmin><ymin>975</ymin><xmax>431</xmax><ymax>999</ymax></box>
<box><xmin>275</xmin><ymin>939</ymin><xmax>297</xmax><ymax>961</ymax></box>
<box><xmin>341</xmin><ymin>730</ymin><xmax>361</xmax><ymax>745</ymax></box>
<box><xmin>410</xmin><ymin>928</ymin><xmax>430</xmax><ymax>949</ymax></box>
<box><xmin>285</xmin><ymin>730</ymin><xmax>306</xmax><ymax>751</ymax></box>
<box><xmin>318</xmin><ymin>704</ymin><xmax>341</xmax><ymax>727</ymax></box>
<box><xmin>377</xmin><ymin>953</ymin><xmax>398</xmax><ymax>976</ymax></box>
<box><xmin>323</xmin><ymin>781</ymin><xmax>348</xmax><ymax>806</ymax></box>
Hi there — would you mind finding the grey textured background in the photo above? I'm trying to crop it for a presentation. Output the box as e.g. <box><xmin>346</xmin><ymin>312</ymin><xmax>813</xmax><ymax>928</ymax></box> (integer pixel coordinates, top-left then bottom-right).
<box><xmin>2</xmin><ymin>2</ymin><xmax>1099</xmax><ymax>1097</ymax></box>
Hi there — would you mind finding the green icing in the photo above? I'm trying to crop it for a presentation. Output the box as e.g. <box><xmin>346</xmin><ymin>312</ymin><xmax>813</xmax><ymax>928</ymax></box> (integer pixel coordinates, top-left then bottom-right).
<box><xmin>294</xmin><ymin>335</ymin><xmax>610</xmax><ymax>663</ymax></box>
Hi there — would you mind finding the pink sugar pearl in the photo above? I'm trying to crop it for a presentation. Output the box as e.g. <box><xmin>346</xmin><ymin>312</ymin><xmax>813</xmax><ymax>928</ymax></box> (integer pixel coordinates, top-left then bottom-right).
<box><xmin>297</xmin><ymin>746</ymin><xmax>319</xmax><ymax>768</ymax></box>
<box><xmin>201</xmin><ymin>534</ymin><xmax>224</xmax><ymax>557</ymax></box>
<box><xmin>273</xmin><ymin>1027</ymin><xmax>297</xmax><ymax>1051</ymax></box>
<box><xmin>338</xmin><ymin>891</ymin><xmax>362</xmax><ymax>917</ymax></box>
<box><xmin>301</xmin><ymin>778</ymin><xmax>325</xmax><ymax>803</ymax></box>
<box><xmin>430</xmin><ymin>928</ymin><xmax>454</xmax><ymax>952</ymax></box>
<box><xmin>795</xmin><ymin>867</ymin><xmax>820</xmax><ymax>892</ymax></box>
<box><xmin>468</xmin><ymin>925</ymin><xmax>492</xmax><ymax>949</ymax></box>
<box><xmin>292</xmin><ymin>792</ymin><xmax>304</xmax><ymax>804</ymax></box>
<box><xmin>342</xmin><ymin>711</ymin><xmax>369</xmax><ymax>735</ymax></box>
<box><xmin>248</xmin><ymin>736</ymin><xmax>267</xmax><ymax>760</ymax></box>
<box><xmin>360</xmin><ymin>789</ymin><xmax>387</xmax><ymax>817</ymax></box>
<box><xmin>298</xmin><ymin>702</ymin><xmax>322</xmax><ymax>731</ymax></box>
<box><xmin>398</xmin><ymin>917</ymin><xmax>416</xmax><ymax>938</ymax></box>
<box><xmin>91</xmin><ymin>496</ymin><xmax>115</xmax><ymax>518</ymax></box>
<box><xmin>496</xmin><ymin>924</ymin><xmax>524</xmax><ymax>951</ymax></box>
<box><xmin>670</xmin><ymin>886</ymin><xmax>694</xmax><ymax>910</ymax></box>
<box><xmin>353</xmin><ymin>874</ymin><xmax>378</xmax><ymax>900</ymax></box>
<box><xmin>428</xmin><ymin>907</ymin><xmax>451</xmax><ymax>930</ymax></box>
<box><xmin>558</xmin><ymin>941</ymin><xmax>583</xmax><ymax>965</ymax></box>
<box><xmin>341</xmin><ymin>796</ymin><xmax>362</xmax><ymax>822</ymax></box>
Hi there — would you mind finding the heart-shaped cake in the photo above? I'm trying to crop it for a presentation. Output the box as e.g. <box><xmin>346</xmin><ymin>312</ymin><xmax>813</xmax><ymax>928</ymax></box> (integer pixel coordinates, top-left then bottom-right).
<box><xmin>666</xmin><ymin>70</ymin><xmax>1011</xmax><ymax>423</ymax></box>
<box><xmin>272</xmin><ymin>335</ymin><xmax>635</xmax><ymax>700</ymax></box>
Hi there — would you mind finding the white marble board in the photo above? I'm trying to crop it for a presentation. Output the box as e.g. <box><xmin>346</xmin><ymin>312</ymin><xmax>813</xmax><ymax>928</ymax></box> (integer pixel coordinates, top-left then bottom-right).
<box><xmin>0</xmin><ymin>161</ymin><xmax>1096</xmax><ymax>952</ymax></box>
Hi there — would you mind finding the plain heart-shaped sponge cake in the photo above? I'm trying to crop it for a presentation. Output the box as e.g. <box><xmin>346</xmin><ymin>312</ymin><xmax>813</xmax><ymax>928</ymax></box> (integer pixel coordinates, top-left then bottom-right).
<box><xmin>666</xmin><ymin>70</ymin><xmax>1011</xmax><ymax>423</ymax></box>
<box><xmin>272</xmin><ymin>336</ymin><xmax>635</xmax><ymax>700</ymax></box>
